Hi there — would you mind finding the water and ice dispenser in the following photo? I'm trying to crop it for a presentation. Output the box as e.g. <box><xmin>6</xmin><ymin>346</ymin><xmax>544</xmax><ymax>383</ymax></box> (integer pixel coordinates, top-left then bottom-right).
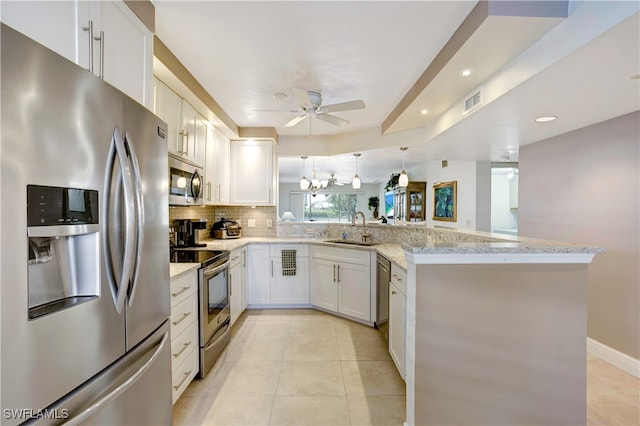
<box><xmin>27</xmin><ymin>185</ymin><xmax>100</xmax><ymax>319</ymax></box>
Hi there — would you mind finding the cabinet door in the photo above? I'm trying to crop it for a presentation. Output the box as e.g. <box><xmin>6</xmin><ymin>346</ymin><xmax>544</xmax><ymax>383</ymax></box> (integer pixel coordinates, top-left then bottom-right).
<box><xmin>389</xmin><ymin>281</ymin><xmax>406</xmax><ymax>378</ymax></box>
<box><xmin>1</xmin><ymin>1</ymin><xmax>83</xmax><ymax>66</ymax></box>
<box><xmin>230</xmin><ymin>140</ymin><xmax>274</xmax><ymax>205</ymax></box>
<box><xmin>310</xmin><ymin>257</ymin><xmax>338</xmax><ymax>312</ymax></box>
<box><xmin>337</xmin><ymin>261</ymin><xmax>371</xmax><ymax>321</ymax></box>
<box><xmin>156</xmin><ymin>80</ymin><xmax>182</xmax><ymax>156</ymax></box>
<box><xmin>194</xmin><ymin>115</ymin><xmax>207</xmax><ymax>168</ymax></box>
<box><xmin>271</xmin><ymin>257</ymin><xmax>309</xmax><ymax>304</ymax></box>
<box><xmin>229</xmin><ymin>260</ymin><xmax>242</xmax><ymax>325</ymax></box>
<box><xmin>180</xmin><ymin>100</ymin><xmax>198</xmax><ymax>163</ymax></box>
<box><xmin>247</xmin><ymin>245</ymin><xmax>270</xmax><ymax>305</ymax></box>
<box><xmin>205</xmin><ymin>125</ymin><xmax>230</xmax><ymax>205</ymax></box>
<box><xmin>241</xmin><ymin>248</ymin><xmax>248</xmax><ymax>310</ymax></box>
<box><xmin>94</xmin><ymin>1</ymin><xmax>153</xmax><ymax>109</ymax></box>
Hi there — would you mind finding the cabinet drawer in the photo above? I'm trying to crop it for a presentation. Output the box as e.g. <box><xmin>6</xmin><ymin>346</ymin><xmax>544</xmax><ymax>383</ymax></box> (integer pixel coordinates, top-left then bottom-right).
<box><xmin>170</xmin><ymin>270</ymin><xmax>197</xmax><ymax>307</ymax></box>
<box><xmin>170</xmin><ymin>320</ymin><xmax>198</xmax><ymax>371</ymax></box>
<box><xmin>230</xmin><ymin>249</ymin><xmax>243</xmax><ymax>267</ymax></box>
<box><xmin>270</xmin><ymin>244</ymin><xmax>309</xmax><ymax>257</ymax></box>
<box><xmin>170</xmin><ymin>294</ymin><xmax>197</xmax><ymax>338</ymax></box>
<box><xmin>391</xmin><ymin>264</ymin><xmax>407</xmax><ymax>295</ymax></box>
<box><xmin>312</xmin><ymin>245</ymin><xmax>370</xmax><ymax>266</ymax></box>
<box><xmin>171</xmin><ymin>346</ymin><xmax>198</xmax><ymax>403</ymax></box>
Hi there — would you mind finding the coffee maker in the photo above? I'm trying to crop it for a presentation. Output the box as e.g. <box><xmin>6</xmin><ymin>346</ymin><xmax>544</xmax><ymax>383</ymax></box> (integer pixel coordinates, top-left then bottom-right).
<box><xmin>173</xmin><ymin>219</ymin><xmax>207</xmax><ymax>247</ymax></box>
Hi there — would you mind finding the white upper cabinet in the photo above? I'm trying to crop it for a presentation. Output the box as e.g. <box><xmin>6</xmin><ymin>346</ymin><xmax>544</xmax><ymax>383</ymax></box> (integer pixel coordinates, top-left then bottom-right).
<box><xmin>154</xmin><ymin>77</ymin><xmax>182</xmax><ymax>156</ymax></box>
<box><xmin>204</xmin><ymin>124</ymin><xmax>230</xmax><ymax>205</ymax></box>
<box><xmin>178</xmin><ymin>100</ymin><xmax>198</xmax><ymax>163</ymax></box>
<box><xmin>230</xmin><ymin>140</ymin><xmax>276</xmax><ymax>206</ymax></box>
<box><xmin>1</xmin><ymin>1</ymin><xmax>153</xmax><ymax>109</ymax></box>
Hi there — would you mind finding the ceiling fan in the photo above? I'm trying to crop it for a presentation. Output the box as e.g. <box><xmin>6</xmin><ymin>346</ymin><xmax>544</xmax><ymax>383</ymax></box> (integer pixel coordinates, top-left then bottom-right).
<box><xmin>327</xmin><ymin>172</ymin><xmax>346</xmax><ymax>186</ymax></box>
<box><xmin>264</xmin><ymin>88</ymin><xmax>366</xmax><ymax>128</ymax></box>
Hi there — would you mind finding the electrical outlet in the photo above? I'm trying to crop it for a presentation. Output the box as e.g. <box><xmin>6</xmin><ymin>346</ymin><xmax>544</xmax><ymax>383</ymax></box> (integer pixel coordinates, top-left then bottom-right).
<box><xmin>266</xmin><ymin>219</ymin><xmax>273</xmax><ymax>228</ymax></box>
<box><xmin>306</xmin><ymin>228</ymin><xmax>314</xmax><ymax>234</ymax></box>
<box><xmin>248</xmin><ymin>219</ymin><xmax>256</xmax><ymax>228</ymax></box>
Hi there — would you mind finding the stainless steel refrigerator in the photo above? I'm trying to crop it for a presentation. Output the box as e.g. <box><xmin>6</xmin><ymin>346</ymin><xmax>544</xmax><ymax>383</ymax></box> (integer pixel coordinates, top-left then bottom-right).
<box><xmin>1</xmin><ymin>24</ymin><xmax>172</xmax><ymax>425</ymax></box>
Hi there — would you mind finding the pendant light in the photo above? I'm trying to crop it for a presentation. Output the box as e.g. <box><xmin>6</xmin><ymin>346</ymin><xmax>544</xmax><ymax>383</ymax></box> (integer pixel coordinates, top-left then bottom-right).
<box><xmin>398</xmin><ymin>147</ymin><xmax>409</xmax><ymax>187</ymax></box>
<box><xmin>352</xmin><ymin>153</ymin><xmax>361</xmax><ymax>189</ymax></box>
<box><xmin>299</xmin><ymin>156</ymin><xmax>310</xmax><ymax>190</ymax></box>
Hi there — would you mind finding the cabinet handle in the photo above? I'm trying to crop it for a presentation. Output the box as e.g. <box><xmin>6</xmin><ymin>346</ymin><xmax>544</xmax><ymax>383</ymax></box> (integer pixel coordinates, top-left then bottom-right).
<box><xmin>172</xmin><ymin>312</ymin><xmax>190</xmax><ymax>326</ymax></box>
<box><xmin>217</xmin><ymin>184</ymin><xmax>221</xmax><ymax>202</ymax></box>
<box><xmin>333</xmin><ymin>264</ymin><xmax>336</xmax><ymax>283</ymax></box>
<box><xmin>392</xmin><ymin>290</ymin><xmax>397</xmax><ymax>295</ymax></box>
<box><xmin>271</xmin><ymin>259</ymin><xmax>274</xmax><ymax>277</ymax></box>
<box><xmin>179</xmin><ymin>131</ymin><xmax>189</xmax><ymax>156</ymax></box>
<box><xmin>242</xmin><ymin>250</ymin><xmax>246</xmax><ymax>267</ymax></box>
<box><xmin>172</xmin><ymin>341</ymin><xmax>192</xmax><ymax>358</ymax></box>
<box><xmin>82</xmin><ymin>20</ymin><xmax>94</xmax><ymax>74</ymax></box>
<box><xmin>229</xmin><ymin>274</ymin><xmax>233</xmax><ymax>296</ymax></box>
<box><xmin>206</xmin><ymin>182</ymin><xmax>212</xmax><ymax>201</ymax></box>
<box><xmin>171</xmin><ymin>286</ymin><xmax>190</xmax><ymax>298</ymax></box>
<box><xmin>173</xmin><ymin>370</ymin><xmax>193</xmax><ymax>390</ymax></box>
<box><xmin>94</xmin><ymin>31</ymin><xmax>104</xmax><ymax>79</ymax></box>
<box><xmin>337</xmin><ymin>264</ymin><xmax>341</xmax><ymax>283</ymax></box>
<box><xmin>392</xmin><ymin>274</ymin><xmax>402</xmax><ymax>282</ymax></box>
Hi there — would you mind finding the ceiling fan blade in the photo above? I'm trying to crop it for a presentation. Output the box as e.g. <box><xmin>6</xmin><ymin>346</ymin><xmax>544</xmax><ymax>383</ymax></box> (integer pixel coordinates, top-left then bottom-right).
<box><xmin>252</xmin><ymin>109</ymin><xmax>300</xmax><ymax>112</ymax></box>
<box><xmin>319</xmin><ymin>100</ymin><xmax>366</xmax><ymax>113</ymax></box>
<box><xmin>292</xmin><ymin>88</ymin><xmax>311</xmax><ymax>106</ymax></box>
<box><xmin>317</xmin><ymin>113</ymin><xmax>348</xmax><ymax>127</ymax></box>
<box><xmin>284</xmin><ymin>114</ymin><xmax>307</xmax><ymax>127</ymax></box>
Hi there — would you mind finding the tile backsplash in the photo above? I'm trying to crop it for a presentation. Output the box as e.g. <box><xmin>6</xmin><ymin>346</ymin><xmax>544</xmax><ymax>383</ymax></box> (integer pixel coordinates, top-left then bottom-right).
<box><xmin>169</xmin><ymin>205</ymin><xmax>277</xmax><ymax>238</ymax></box>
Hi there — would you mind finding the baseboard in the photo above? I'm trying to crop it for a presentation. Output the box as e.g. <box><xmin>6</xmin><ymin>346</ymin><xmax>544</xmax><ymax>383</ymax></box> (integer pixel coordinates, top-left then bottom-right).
<box><xmin>587</xmin><ymin>337</ymin><xmax>640</xmax><ymax>378</ymax></box>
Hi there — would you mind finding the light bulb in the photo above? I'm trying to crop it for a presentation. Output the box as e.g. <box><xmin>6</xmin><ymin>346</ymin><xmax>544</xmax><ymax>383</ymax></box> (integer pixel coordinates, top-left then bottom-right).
<box><xmin>399</xmin><ymin>171</ymin><xmax>409</xmax><ymax>187</ymax></box>
<box><xmin>177</xmin><ymin>176</ymin><xmax>187</xmax><ymax>189</ymax></box>
<box><xmin>352</xmin><ymin>174</ymin><xmax>361</xmax><ymax>189</ymax></box>
<box><xmin>300</xmin><ymin>176</ymin><xmax>309</xmax><ymax>190</ymax></box>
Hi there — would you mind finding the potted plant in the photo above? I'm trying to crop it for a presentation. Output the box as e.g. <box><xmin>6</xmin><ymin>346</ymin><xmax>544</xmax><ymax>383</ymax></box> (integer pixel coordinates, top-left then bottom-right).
<box><xmin>368</xmin><ymin>196</ymin><xmax>379</xmax><ymax>219</ymax></box>
<box><xmin>384</xmin><ymin>173</ymin><xmax>400</xmax><ymax>191</ymax></box>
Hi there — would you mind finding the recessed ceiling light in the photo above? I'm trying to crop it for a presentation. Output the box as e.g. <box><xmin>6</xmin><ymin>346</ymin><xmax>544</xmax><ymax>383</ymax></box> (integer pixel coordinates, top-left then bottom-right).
<box><xmin>461</xmin><ymin>69</ymin><xmax>473</xmax><ymax>77</ymax></box>
<box><xmin>273</xmin><ymin>92</ymin><xmax>288</xmax><ymax>100</ymax></box>
<box><xmin>421</xmin><ymin>109</ymin><xmax>428</xmax><ymax>115</ymax></box>
<box><xmin>535</xmin><ymin>115</ymin><xmax>557</xmax><ymax>123</ymax></box>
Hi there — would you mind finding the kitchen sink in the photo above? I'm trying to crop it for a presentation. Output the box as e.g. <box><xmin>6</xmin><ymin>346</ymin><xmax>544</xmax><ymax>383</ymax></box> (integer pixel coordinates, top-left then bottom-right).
<box><xmin>324</xmin><ymin>239</ymin><xmax>378</xmax><ymax>246</ymax></box>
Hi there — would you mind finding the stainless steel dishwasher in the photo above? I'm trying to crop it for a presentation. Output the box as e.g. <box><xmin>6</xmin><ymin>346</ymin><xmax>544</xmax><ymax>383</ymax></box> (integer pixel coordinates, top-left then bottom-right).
<box><xmin>376</xmin><ymin>254</ymin><xmax>391</xmax><ymax>342</ymax></box>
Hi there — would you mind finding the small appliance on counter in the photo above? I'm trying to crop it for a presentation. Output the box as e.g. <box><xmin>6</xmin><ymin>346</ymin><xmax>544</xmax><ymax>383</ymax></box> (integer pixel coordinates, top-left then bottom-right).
<box><xmin>173</xmin><ymin>219</ymin><xmax>208</xmax><ymax>247</ymax></box>
<box><xmin>210</xmin><ymin>218</ymin><xmax>241</xmax><ymax>239</ymax></box>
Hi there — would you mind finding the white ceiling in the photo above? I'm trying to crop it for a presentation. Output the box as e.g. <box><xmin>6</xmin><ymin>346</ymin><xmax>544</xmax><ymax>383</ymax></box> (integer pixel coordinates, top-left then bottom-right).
<box><xmin>155</xmin><ymin>1</ymin><xmax>640</xmax><ymax>185</ymax></box>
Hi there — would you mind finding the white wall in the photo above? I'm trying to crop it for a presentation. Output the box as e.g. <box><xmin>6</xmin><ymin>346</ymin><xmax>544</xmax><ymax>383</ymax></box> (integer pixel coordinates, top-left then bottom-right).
<box><xmin>407</xmin><ymin>160</ymin><xmax>491</xmax><ymax>230</ymax></box>
<box><xmin>491</xmin><ymin>173</ymin><xmax>518</xmax><ymax>233</ymax></box>
<box><xmin>519</xmin><ymin>111</ymin><xmax>639</xmax><ymax>359</ymax></box>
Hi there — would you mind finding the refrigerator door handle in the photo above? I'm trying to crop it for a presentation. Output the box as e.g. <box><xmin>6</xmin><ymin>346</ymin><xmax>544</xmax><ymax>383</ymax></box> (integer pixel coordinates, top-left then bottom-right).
<box><xmin>124</xmin><ymin>131</ymin><xmax>145</xmax><ymax>307</ymax></box>
<box><xmin>62</xmin><ymin>331</ymin><xmax>169</xmax><ymax>426</ymax></box>
<box><xmin>103</xmin><ymin>127</ymin><xmax>136</xmax><ymax>313</ymax></box>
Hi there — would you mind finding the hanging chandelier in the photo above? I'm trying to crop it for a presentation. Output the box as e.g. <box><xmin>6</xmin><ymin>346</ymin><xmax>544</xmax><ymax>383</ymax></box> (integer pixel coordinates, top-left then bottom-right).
<box><xmin>299</xmin><ymin>156</ymin><xmax>328</xmax><ymax>196</ymax></box>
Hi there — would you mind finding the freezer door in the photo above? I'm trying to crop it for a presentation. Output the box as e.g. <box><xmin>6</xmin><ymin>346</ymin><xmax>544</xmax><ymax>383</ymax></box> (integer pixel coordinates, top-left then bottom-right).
<box><xmin>36</xmin><ymin>321</ymin><xmax>172</xmax><ymax>425</ymax></box>
<box><xmin>1</xmin><ymin>24</ymin><xmax>126</xmax><ymax>421</ymax></box>
<box><xmin>122</xmin><ymin>98</ymin><xmax>171</xmax><ymax>350</ymax></box>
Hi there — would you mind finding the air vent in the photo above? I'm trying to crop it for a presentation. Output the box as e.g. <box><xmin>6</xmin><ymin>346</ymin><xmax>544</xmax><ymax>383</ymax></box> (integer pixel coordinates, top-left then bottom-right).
<box><xmin>463</xmin><ymin>87</ymin><xmax>483</xmax><ymax>115</ymax></box>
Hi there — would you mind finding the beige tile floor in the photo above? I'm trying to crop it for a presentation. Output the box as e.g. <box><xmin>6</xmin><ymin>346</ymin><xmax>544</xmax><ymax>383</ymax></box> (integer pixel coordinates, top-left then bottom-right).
<box><xmin>174</xmin><ymin>308</ymin><xmax>640</xmax><ymax>426</ymax></box>
<box><xmin>173</xmin><ymin>309</ymin><xmax>406</xmax><ymax>425</ymax></box>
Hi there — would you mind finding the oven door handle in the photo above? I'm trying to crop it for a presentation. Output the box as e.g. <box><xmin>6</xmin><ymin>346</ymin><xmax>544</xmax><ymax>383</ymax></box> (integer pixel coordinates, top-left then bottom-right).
<box><xmin>202</xmin><ymin>259</ymin><xmax>230</xmax><ymax>278</ymax></box>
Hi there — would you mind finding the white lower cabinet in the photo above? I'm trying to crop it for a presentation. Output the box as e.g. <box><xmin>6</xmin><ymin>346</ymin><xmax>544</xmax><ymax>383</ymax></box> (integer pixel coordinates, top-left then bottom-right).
<box><xmin>169</xmin><ymin>269</ymin><xmax>199</xmax><ymax>403</ymax></box>
<box><xmin>247</xmin><ymin>244</ymin><xmax>310</xmax><ymax>306</ymax></box>
<box><xmin>270</xmin><ymin>244</ymin><xmax>309</xmax><ymax>304</ymax></box>
<box><xmin>229</xmin><ymin>247</ymin><xmax>247</xmax><ymax>325</ymax></box>
<box><xmin>389</xmin><ymin>264</ymin><xmax>407</xmax><ymax>378</ymax></box>
<box><xmin>310</xmin><ymin>246</ymin><xmax>371</xmax><ymax>322</ymax></box>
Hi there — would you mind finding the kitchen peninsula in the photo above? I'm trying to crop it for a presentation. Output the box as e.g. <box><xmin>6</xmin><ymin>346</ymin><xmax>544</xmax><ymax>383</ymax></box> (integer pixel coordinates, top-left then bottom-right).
<box><xmin>170</xmin><ymin>223</ymin><xmax>602</xmax><ymax>425</ymax></box>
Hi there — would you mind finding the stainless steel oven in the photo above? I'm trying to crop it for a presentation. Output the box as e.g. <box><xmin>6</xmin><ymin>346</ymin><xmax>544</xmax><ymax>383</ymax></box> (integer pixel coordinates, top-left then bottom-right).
<box><xmin>198</xmin><ymin>251</ymin><xmax>231</xmax><ymax>378</ymax></box>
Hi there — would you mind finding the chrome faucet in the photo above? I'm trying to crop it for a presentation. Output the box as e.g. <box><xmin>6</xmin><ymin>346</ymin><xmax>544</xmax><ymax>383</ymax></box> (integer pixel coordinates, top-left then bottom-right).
<box><xmin>352</xmin><ymin>211</ymin><xmax>371</xmax><ymax>242</ymax></box>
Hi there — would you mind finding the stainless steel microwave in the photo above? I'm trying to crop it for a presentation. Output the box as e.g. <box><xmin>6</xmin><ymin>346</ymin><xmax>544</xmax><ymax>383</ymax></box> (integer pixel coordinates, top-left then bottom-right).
<box><xmin>168</xmin><ymin>153</ymin><xmax>204</xmax><ymax>206</ymax></box>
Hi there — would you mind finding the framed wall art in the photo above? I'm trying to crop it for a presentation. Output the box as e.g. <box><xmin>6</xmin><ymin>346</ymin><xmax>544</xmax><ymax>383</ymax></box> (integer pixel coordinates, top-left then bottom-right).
<box><xmin>433</xmin><ymin>181</ymin><xmax>457</xmax><ymax>222</ymax></box>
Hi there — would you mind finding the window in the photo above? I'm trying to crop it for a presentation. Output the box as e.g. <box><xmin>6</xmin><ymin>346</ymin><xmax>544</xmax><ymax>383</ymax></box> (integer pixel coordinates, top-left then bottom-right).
<box><xmin>304</xmin><ymin>193</ymin><xmax>358</xmax><ymax>222</ymax></box>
